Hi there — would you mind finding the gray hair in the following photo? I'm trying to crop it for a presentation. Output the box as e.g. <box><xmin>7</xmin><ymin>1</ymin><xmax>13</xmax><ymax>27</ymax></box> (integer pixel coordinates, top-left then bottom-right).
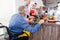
<box><xmin>18</xmin><ymin>6</ymin><xmax>25</xmax><ymax>14</ymax></box>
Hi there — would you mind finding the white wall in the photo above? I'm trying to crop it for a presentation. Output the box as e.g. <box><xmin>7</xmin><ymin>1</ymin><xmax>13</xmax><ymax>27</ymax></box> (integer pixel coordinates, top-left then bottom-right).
<box><xmin>0</xmin><ymin>0</ymin><xmax>15</xmax><ymax>26</ymax></box>
<box><xmin>15</xmin><ymin>0</ymin><xmax>25</xmax><ymax>12</ymax></box>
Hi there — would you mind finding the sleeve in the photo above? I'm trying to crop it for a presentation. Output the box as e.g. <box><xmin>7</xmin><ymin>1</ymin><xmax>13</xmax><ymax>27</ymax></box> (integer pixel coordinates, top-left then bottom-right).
<box><xmin>15</xmin><ymin>16</ymin><xmax>41</xmax><ymax>33</ymax></box>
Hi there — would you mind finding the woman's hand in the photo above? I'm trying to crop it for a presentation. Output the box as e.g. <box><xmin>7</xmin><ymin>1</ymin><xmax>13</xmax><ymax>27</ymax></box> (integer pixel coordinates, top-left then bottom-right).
<box><xmin>38</xmin><ymin>19</ymin><xmax>44</xmax><ymax>25</ymax></box>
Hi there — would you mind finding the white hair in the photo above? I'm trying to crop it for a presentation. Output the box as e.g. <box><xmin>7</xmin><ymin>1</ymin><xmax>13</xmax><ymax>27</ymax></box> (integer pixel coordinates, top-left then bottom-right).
<box><xmin>18</xmin><ymin>6</ymin><xmax>25</xmax><ymax>14</ymax></box>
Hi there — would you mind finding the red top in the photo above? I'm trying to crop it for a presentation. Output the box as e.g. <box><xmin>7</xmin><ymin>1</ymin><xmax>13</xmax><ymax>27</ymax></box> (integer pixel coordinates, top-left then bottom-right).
<box><xmin>30</xmin><ymin>9</ymin><xmax>35</xmax><ymax>15</ymax></box>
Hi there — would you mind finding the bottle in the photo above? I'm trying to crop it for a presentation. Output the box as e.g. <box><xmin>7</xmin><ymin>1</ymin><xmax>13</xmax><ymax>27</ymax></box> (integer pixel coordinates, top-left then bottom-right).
<box><xmin>44</xmin><ymin>13</ymin><xmax>48</xmax><ymax>21</ymax></box>
<box><xmin>51</xmin><ymin>13</ymin><xmax>56</xmax><ymax>20</ymax></box>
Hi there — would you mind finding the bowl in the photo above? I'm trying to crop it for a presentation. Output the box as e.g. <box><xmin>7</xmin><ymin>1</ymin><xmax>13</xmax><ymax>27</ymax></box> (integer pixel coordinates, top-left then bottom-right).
<box><xmin>48</xmin><ymin>20</ymin><xmax>56</xmax><ymax>23</ymax></box>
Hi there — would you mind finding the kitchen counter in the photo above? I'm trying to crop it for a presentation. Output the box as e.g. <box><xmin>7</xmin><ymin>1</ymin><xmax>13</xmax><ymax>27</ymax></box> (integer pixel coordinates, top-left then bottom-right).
<box><xmin>29</xmin><ymin>23</ymin><xmax>60</xmax><ymax>40</ymax></box>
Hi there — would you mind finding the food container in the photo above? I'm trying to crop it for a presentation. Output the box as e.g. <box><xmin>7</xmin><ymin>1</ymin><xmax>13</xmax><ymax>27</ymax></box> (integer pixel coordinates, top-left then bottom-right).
<box><xmin>48</xmin><ymin>20</ymin><xmax>56</xmax><ymax>23</ymax></box>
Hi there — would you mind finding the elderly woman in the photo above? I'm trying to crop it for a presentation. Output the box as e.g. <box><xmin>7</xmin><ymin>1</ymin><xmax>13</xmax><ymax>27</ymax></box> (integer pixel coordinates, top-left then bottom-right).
<box><xmin>9</xmin><ymin>6</ymin><xmax>44</xmax><ymax>40</ymax></box>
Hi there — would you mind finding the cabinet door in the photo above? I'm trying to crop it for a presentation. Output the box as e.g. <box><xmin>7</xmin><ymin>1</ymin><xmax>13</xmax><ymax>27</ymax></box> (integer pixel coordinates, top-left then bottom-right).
<box><xmin>57</xmin><ymin>0</ymin><xmax>60</xmax><ymax>3</ymax></box>
<box><xmin>42</xmin><ymin>0</ymin><xmax>57</xmax><ymax>8</ymax></box>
